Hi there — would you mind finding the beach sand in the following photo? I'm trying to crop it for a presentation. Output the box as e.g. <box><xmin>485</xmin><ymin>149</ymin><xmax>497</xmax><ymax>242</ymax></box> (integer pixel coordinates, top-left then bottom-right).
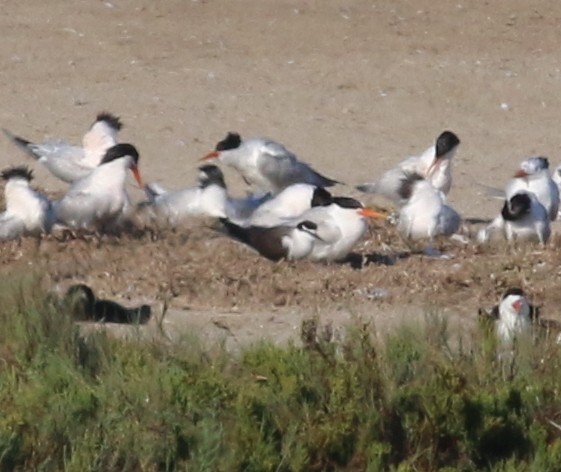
<box><xmin>1</xmin><ymin>0</ymin><xmax>561</xmax><ymax>346</ymax></box>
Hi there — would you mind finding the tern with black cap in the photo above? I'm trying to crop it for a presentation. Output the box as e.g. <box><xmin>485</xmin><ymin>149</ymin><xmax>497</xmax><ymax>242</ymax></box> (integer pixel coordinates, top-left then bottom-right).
<box><xmin>357</xmin><ymin>130</ymin><xmax>460</xmax><ymax>205</ymax></box>
<box><xmin>53</xmin><ymin>143</ymin><xmax>143</xmax><ymax>231</ymax></box>
<box><xmin>201</xmin><ymin>132</ymin><xmax>340</xmax><ymax>194</ymax></box>
<box><xmin>220</xmin><ymin>194</ymin><xmax>385</xmax><ymax>262</ymax></box>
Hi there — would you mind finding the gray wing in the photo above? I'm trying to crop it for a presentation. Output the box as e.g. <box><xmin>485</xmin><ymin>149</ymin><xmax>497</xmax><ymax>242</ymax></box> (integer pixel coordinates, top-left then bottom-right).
<box><xmin>41</xmin><ymin>194</ymin><xmax>56</xmax><ymax>233</ymax></box>
<box><xmin>357</xmin><ymin>167</ymin><xmax>410</xmax><ymax>205</ymax></box>
<box><xmin>144</xmin><ymin>183</ymin><xmax>168</xmax><ymax>203</ymax></box>
<box><xmin>38</xmin><ymin>147</ymin><xmax>93</xmax><ymax>183</ymax></box>
<box><xmin>437</xmin><ymin>205</ymin><xmax>461</xmax><ymax>236</ymax></box>
<box><xmin>4</xmin><ymin>129</ymin><xmax>91</xmax><ymax>183</ymax></box>
<box><xmin>258</xmin><ymin>142</ymin><xmax>338</xmax><ymax>191</ymax></box>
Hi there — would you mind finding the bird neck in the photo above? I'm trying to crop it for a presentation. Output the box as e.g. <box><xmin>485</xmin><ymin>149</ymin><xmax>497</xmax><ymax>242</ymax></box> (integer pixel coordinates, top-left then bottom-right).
<box><xmin>5</xmin><ymin>180</ymin><xmax>40</xmax><ymax>217</ymax></box>
<box><xmin>94</xmin><ymin>158</ymin><xmax>130</xmax><ymax>188</ymax></box>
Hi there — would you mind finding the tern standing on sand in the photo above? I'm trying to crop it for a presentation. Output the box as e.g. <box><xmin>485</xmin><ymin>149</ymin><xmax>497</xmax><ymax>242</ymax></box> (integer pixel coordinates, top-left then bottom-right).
<box><xmin>201</xmin><ymin>132</ymin><xmax>339</xmax><ymax>194</ymax></box>
<box><xmin>53</xmin><ymin>143</ymin><xmax>143</xmax><ymax>231</ymax></box>
<box><xmin>357</xmin><ymin>130</ymin><xmax>460</xmax><ymax>205</ymax></box>
<box><xmin>4</xmin><ymin>112</ymin><xmax>123</xmax><ymax>184</ymax></box>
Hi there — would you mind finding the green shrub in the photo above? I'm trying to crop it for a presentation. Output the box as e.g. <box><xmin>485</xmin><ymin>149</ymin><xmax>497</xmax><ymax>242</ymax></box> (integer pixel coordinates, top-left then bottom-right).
<box><xmin>0</xmin><ymin>277</ymin><xmax>560</xmax><ymax>471</ymax></box>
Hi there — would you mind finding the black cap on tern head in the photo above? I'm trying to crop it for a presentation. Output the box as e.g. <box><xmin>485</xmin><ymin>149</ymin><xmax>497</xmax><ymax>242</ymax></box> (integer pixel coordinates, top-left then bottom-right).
<box><xmin>100</xmin><ymin>143</ymin><xmax>139</xmax><ymax>166</ymax></box>
<box><xmin>311</xmin><ymin>187</ymin><xmax>333</xmax><ymax>207</ymax></box>
<box><xmin>216</xmin><ymin>132</ymin><xmax>242</xmax><ymax>151</ymax></box>
<box><xmin>95</xmin><ymin>112</ymin><xmax>123</xmax><ymax>131</ymax></box>
<box><xmin>435</xmin><ymin>131</ymin><xmax>460</xmax><ymax>158</ymax></box>
<box><xmin>502</xmin><ymin>193</ymin><xmax>531</xmax><ymax>221</ymax></box>
<box><xmin>1</xmin><ymin>166</ymin><xmax>34</xmax><ymax>182</ymax></box>
<box><xmin>331</xmin><ymin>196</ymin><xmax>363</xmax><ymax>209</ymax></box>
<box><xmin>0</xmin><ymin>166</ymin><xmax>33</xmax><ymax>182</ymax></box>
<box><xmin>501</xmin><ymin>288</ymin><xmax>526</xmax><ymax>300</ymax></box>
<box><xmin>398</xmin><ymin>172</ymin><xmax>424</xmax><ymax>201</ymax></box>
<box><xmin>198</xmin><ymin>164</ymin><xmax>226</xmax><ymax>188</ymax></box>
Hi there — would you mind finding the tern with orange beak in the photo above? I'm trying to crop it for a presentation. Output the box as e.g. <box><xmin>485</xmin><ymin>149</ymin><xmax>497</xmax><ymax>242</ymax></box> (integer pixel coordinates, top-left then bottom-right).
<box><xmin>53</xmin><ymin>143</ymin><xmax>143</xmax><ymax>231</ymax></box>
<box><xmin>301</xmin><ymin>197</ymin><xmax>385</xmax><ymax>262</ymax></box>
<box><xmin>201</xmin><ymin>132</ymin><xmax>340</xmax><ymax>194</ymax></box>
<box><xmin>479</xmin><ymin>288</ymin><xmax>561</xmax><ymax>347</ymax></box>
<box><xmin>482</xmin><ymin>289</ymin><xmax>536</xmax><ymax>345</ymax></box>
<box><xmin>357</xmin><ymin>130</ymin><xmax>460</xmax><ymax>205</ymax></box>
<box><xmin>3</xmin><ymin>112</ymin><xmax>123</xmax><ymax>184</ymax></box>
<box><xmin>220</xmin><ymin>195</ymin><xmax>385</xmax><ymax>262</ymax></box>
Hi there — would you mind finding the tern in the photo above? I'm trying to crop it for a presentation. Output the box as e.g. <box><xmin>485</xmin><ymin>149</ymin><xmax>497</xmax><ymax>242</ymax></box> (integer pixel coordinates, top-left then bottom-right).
<box><xmin>220</xmin><ymin>196</ymin><xmax>384</xmax><ymax>262</ymax></box>
<box><xmin>479</xmin><ymin>289</ymin><xmax>561</xmax><ymax>349</ymax></box>
<box><xmin>4</xmin><ymin>112</ymin><xmax>123</xmax><ymax>183</ymax></box>
<box><xmin>357</xmin><ymin>130</ymin><xmax>460</xmax><ymax>205</ymax></box>
<box><xmin>396</xmin><ymin>172</ymin><xmax>461</xmax><ymax>241</ymax></box>
<box><xmin>505</xmin><ymin>157</ymin><xmax>559</xmax><ymax>221</ymax></box>
<box><xmin>479</xmin><ymin>288</ymin><xmax>537</xmax><ymax>345</ymax></box>
<box><xmin>302</xmin><ymin>197</ymin><xmax>385</xmax><ymax>262</ymax></box>
<box><xmin>0</xmin><ymin>166</ymin><xmax>54</xmax><ymax>239</ymax></box>
<box><xmin>53</xmin><ymin>143</ymin><xmax>143</xmax><ymax>231</ymax></box>
<box><xmin>200</xmin><ymin>132</ymin><xmax>339</xmax><ymax>194</ymax></box>
<box><xmin>143</xmin><ymin>165</ymin><xmax>271</xmax><ymax>224</ymax></box>
<box><xmin>477</xmin><ymin>192</ymin><xmax>550</xmax><ymax>245</ymax></box>
<box><xmin>220</xmin><ymin>219</ymin><xmax>321</xmax><ymax>261</ymax></box>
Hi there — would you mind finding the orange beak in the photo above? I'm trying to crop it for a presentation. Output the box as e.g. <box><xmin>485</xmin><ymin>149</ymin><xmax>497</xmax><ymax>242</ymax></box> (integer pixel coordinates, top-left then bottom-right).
<box><xmin>512</xmin><ymin>299</ymin><xmax>524</xmax><ymax>313</ymax></box>
<box><xmin>200</xmin><ymin>150</ymin><xmax>220</xmax><ymax>161</ymax></box>
<box><xmin>514</xmin><ymin>169</ymin><xmax>528</xmax><ymax>178</ymax></box>
<box><xmin>131</xmin><ymin>164</ymin><xmax>143</xmax><ymax>187</ymax></box>
<box><xmin>359</xmin><ymin>208</ymin><xmax>386</xmax><ymax>219</ymax></box>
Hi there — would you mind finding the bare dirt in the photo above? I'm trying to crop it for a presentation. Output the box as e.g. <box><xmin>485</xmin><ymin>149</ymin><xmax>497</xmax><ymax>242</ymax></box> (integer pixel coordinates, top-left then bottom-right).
<box><xmin>1</xmin><ymin>0</ymin><xmax>561</xmax><ymax>347</ymax></box>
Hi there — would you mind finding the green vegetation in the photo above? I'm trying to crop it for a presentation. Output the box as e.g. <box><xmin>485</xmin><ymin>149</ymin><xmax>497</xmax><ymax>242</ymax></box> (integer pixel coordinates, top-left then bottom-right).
<box><xmin>1</xmin><ymin>277</ymin><xmax>561</xmax><ymax>471</ymax></box>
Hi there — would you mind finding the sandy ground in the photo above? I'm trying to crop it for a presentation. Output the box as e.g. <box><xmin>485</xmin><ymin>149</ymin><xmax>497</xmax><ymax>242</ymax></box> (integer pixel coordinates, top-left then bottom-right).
<box><xmin>1</xmin><ymin>0</ymin><xmax>561</xmax><ymax>347</ymax></box>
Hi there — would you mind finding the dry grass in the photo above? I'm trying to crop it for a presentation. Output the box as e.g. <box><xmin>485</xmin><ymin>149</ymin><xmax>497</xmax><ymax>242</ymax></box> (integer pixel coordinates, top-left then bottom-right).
<box><xmin>1</xmin><ymin>218</ymin><xmax>561</xmax><ymax>331</ymax></box>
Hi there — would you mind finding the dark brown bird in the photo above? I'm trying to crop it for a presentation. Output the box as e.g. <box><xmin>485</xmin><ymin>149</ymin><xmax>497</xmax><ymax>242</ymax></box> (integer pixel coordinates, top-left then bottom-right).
<box><xmin>65</xmin><ymin>284</ymin><xmax>151</xmax><ymax>324</ymax></box>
